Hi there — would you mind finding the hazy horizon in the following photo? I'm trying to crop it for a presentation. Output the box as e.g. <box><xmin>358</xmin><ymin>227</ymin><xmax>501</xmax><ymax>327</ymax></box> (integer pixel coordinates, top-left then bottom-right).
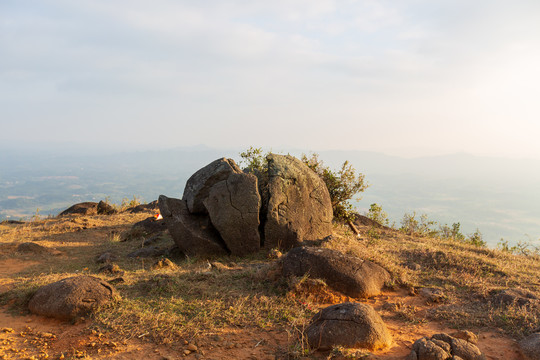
<box><xmin>1</xmin><ymin>1</ymin><xmax>540</xmax><ymax>159</ymax></box>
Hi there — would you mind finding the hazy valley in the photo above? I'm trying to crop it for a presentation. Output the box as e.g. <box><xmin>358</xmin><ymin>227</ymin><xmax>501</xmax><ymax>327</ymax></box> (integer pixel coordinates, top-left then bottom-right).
<box><xmin>1</xmin><ymin>146</ymin><xmax>539</xmax><ymax>247</ymax></box>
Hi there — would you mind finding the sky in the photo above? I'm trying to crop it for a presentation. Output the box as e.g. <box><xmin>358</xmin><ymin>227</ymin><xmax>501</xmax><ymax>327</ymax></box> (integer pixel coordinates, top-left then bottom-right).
<box><xmin>1</xmin><ymin>0</ymin><xmax>540</xmax><ymax>158</ymax></box>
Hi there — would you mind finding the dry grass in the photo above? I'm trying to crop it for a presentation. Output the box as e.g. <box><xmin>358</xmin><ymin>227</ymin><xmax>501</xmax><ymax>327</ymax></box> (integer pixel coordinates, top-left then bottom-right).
<box><xmin>1</xmin><ymin>212</ymin><xmax>539</xmax><ymax>357</ymax></box>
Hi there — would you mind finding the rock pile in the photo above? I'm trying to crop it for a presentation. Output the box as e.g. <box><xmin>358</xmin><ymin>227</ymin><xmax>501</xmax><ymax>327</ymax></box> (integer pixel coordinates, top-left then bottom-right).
<box><xmin>159</xmin><ymin>155</ymin><xmax>333</xmax><ymax>256</ymax></box>
<box><xmin>408</xmin><ymin>333</ymin><xmax>486</xmax><ymax>360</ymax></box>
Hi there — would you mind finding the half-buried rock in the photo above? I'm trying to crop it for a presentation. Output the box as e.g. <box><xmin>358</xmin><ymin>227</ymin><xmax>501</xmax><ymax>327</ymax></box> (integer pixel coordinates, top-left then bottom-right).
<box><xmin>282</xmin><ymin>246</ymin><xmax>391</xmax><ymax>298</ymax></box>
<box><xmin>183</xmin><ymin>158</ymin><xmax>243</xmax><ymax>214</ymax></box>
<box><xmin>306</xmin><ymin>302</ymin><xmax>392</xmax><ymax>351</ymax></box>
<box><xmin>264</xmin><ymin>154</ymin><xmax>333</xmax><ymax>250</ymax></box>
<box><xmin>28</xmin><ymin>276</ymin><xmax>117</xmax><ymax>321</ymax></box>
<box><xmin>158</xmin><ymin>195</ymin><xmax>228</xmax><ymax>256</ymax></box>
<box><xmin>203</xmin><ymin>172</ymin><xmax>261</xmax><ymax>256</ymax></box>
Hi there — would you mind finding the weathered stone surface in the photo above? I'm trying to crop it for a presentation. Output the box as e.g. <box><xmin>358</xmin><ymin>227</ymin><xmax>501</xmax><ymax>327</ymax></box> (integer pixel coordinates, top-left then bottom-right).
<box><xmin>203</xmin><ymin>173</ymin><xmax>261</xmax><ymax>256</ymax></box>
<box><xmin>182</xmin><ymin>158</ymin><xmax>242</xmax><ymax>214</ymax></box>
<box><xmin>97</xmin><ymin>200</ymin><xmax>117</xmax><ymax>215</ymax></box>
<box><xmin>282</xmin><ymin>246</ymin><xmax>390</xmax><ymax>298</ymax></box>
<box><xmin>519</xmin><ymin>333</ymin><xmax>540</xmax><ymax>360</ymax></box>
<box><xmin>412</xmin><ymin>337</ymin><xmax>451</xmax><ymax>360</ymax></box>
<box><xmin>158</xmin><ymin>195</ymin><xmax>228</xmax><ymax>256</ymax></box>
<box><xmin>306</xmin><ymin>302</ymin><xmax>392</xmax><ymax>351</ymax></box>
<box><xmin>264</xmin><ymin>154</ymin><xmax>333</xmax><ymax>250</ymax></box>
<box><xmin>28</xmin><ymin>276</ymin><xmax>117</xmax><ymax>321</ymax></box>
<box><xmin>58</xmin><ymin>202</ymin><xmax>98</xmax><ymax>216</ymax></box>
<box><xmin>410</xmin><ymin>333</ymin><xmax>486</xmax><ymax>360</ymax></box>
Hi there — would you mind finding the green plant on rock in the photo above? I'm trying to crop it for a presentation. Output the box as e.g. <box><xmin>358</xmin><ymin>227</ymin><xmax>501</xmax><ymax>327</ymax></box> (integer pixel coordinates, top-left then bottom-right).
<box><xmin>239</xmin><ymin>148</ymin><xmax>369</xmax><ymax>226</ymax></box>
<box><xmin>301</xmin><ymin>153</ymin><xmax>368</xmax><ymax>223</ymax></box>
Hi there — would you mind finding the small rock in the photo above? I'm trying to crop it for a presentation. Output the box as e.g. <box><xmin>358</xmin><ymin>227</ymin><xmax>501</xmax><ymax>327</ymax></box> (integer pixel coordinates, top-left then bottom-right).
<box><xmin>451</xmin><ymin>330</ymin><xmax>478</xmax><ymax>345</ymax></box>
<box><xmin>306</xmin><ymin>302</ymin><xmax>392</xmax><ymax>351</ymax></box>
<box><xmin>96</xmin><ymin>252</ymin><xmax>117</xmax><ymax>264</ymax></box>
<box><xmin>152</xmin><ymin>258</ymin><xmax>178</xmax><ymax>270</ymax></box>
<box><xmin>98</xmin><ymin>263</ymin><xmax>124</xmax><ymax>275</ymax></box>
<box><xmin>187</xmin><ymin>343</ymin><xmax>198</xmax><ymax>351</ymax></box>
<box><xmin>97</xmin><ymin>201</ymin><xmax>117</xmax><ymax>215</ymax></box>
<box><xmin>419</xmin><ymin>287</ymin><xmax>446</xmax><ymax>303</ymax></box>
<box><xmin>2</xmin><ymin>328</ymin><xmax>14</xmax><ymax>333</ymax></box>
<box><xmin>17</xmin><ymin>242</ymin><xmax>62</xmax><ymax>256</ymax></box>
<box><xmin>184</xmin><ymin>349</ymin><xmax>191</xmax><ymax>355</ymax></box>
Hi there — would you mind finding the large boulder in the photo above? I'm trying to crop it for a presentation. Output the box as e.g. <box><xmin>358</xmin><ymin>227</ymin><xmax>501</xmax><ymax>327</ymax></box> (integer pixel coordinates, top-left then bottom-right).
<box><xmin>282</xmin><ymin>246</ymin><xmax>390</xmax><ymax>298</ymax></box>
<box><xmin>183</xmin><ymin>158</ymin><xmax>243</xmax><ymax>214</ymax></box>
<box><xmin>28</xmin><ymin>276</ymin><xmax>117</xmax><ymax>321</ymax></box>
<box><xmin>203</xmin><ymin>173</ymin><xmax>261</xmax><ymax>256</ymax></box>
<box><xmin>408</xmin><ymin>333</ymin><xmax>486</xmax><ymax>360</ymax></box>
<box><xmin>264</xmin><ymin>154</ymin><xmax>333</xmax><ymax>250</ymax></box>
<box><xmin>520</xmin><ymin>333</ymin><xmax>540</xmax><ymax>360</ymax></box>
<box><xmin>306</xmin><ymin>302</ymin><xmax>392</xmax><ymax>351</ymax></box>
<box><xmin>158</xmin><ymin>195</ymin><xmax>228</xmax><ymax>256</ymax></box>
<box><xmin>58</xmin><ymin>202</ymin><xmax>98</xmax><ymax>216</ymax></box>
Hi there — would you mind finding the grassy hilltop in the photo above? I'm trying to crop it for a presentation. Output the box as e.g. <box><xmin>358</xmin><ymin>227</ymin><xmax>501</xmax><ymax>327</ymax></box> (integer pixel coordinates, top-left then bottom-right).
<box><xmin>0</xmin><ymin>209</ymin><xmax>538</xmax><ymax>359</ymax></box>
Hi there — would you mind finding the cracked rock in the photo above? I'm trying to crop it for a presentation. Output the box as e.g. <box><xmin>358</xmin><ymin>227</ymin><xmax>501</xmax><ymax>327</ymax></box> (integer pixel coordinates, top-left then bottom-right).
<box><xmin>203</xmin><ymin>172</ymin><xmax>261</xmax><ymax>256</ymax></box>
<box><xmin>264</xmin><ymin>154</ymin><xmax>333</xmax><ymax>250</ymax></box>
<box><xmin>158</xmin><ymin>195</ymin><xmax>228</xmax><ymax>256</ymax></box>
<box><xmin>182</xmin><ymin>158</ymin><xmax>243</xmax><ymax>214</ymax></box>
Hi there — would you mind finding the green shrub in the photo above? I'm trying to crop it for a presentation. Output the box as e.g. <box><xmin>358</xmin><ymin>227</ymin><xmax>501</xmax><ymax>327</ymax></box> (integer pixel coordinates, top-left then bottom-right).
<box><xmin>238</xmin><ymin>148</ymin><xmax>368</xmax><ymax>223</ymax></box>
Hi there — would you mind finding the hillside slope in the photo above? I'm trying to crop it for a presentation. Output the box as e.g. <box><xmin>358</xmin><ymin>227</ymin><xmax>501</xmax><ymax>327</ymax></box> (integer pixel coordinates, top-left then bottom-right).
<box><xmin>0</xmin><ymin>211</ymin><xmax>538</xmax><ymax>359</ymax></box>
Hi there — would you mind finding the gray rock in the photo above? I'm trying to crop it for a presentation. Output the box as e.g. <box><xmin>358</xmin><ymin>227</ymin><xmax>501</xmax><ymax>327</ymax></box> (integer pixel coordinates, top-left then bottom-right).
<box><xmin>97</xmin><ymin>200</ymin><xmax>117</xmax><ymax>215</ymax></box>
<box><xmin>282</xmin><ymin>246</ymin><xmax>391</xmax><ymax>298</ymax></box>
<box><xmin>183</xmin><ymin>158</ymin><xmax>242</xmax><ymax>214</ymax></box>
<box><xmin>58</xmin><ymin>202</ymin><xmax>98</xmax><ymax>216</ymax></box>
<box><xmin>158</xmin><ymin>195</ymin><xmax>228</xmax><ymax>256</ymax></box>
<box><xmin>519</xmin><ymin>333</ymin><xmax>540</xmax><ymax>360</ymax></box>
<box><xmin>17</xmin><ymin>242</ymin><xmax>62</xmax><ymax>256</ymax></box>
<box><xmin>264</xmin><ymin>154</ymin><xmax>333</xmax><ymax>250</ymax></box>
<box><xmin>203</xmin><ymin>173</ymin><xmax>261</xmax><ymax>256</ymax></box>
<box><xmin>96</xmin><ymin>252</ymin><xmax>117</xmax><ymax>263</ymax></box>
<box><xmin>306</xmin><ymin>302</ymin><xmax>392</xmax><ymax>351</ymax></box>
<box><xmin>28</xmin><ymin>276</ymin><xmax>117</xmax><ymax>320</ymax></box>
<box><xmin>419</xmin><ymin>287</ymin><xmax>446</xmax><ymax>303</ymax></box>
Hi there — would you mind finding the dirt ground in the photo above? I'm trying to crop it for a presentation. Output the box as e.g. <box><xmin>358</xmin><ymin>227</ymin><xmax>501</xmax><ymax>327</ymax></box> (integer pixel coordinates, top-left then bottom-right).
<box><xmin>0</xmin><ymin>215</ymin><xmax>529</xmax><ymax>359</ymax></box>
